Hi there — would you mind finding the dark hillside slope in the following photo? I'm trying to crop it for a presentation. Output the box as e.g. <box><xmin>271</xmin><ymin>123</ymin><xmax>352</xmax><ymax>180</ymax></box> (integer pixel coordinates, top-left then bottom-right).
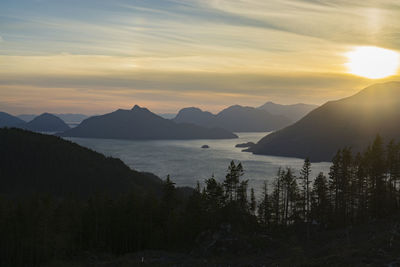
<box><xmin>0</xmin><ymin>128</ymin><xmax>162</xmax><ymax>197</ymax></box>
<box><xmin>258</xmin><ymin>102</ymin><xmax>317</xmax><ymax>123</ymax></box>
<box><xmin>248</xmin><ymin>82</ymin><xmax>400</xmax><ymax>161</ymax></box>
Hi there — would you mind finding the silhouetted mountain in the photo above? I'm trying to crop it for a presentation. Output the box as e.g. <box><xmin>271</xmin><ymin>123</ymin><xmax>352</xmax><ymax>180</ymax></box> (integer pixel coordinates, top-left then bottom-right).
<box><xmin>0</xmin><ymin>128</ymin><xmax>163</xmax><ymax>198</ymax></box>
<box><xmin>17</xmin><ymin>114</ymin><xmax>37</xmax><ymax>122</ymax></box>
<box><xmin>248</xmin><ymin>82</ymin><xmax>400</xmax><ymax>162</ymax></box>
<box><xmin>258</xmin><ymin>102</ymin><xmax>318</xmax><ymax>123</ymax></box>
<box><xmin>60</xmin><ymin>105</ymin><xmax>237</xmax><ymax>140</ymax></box>
<box><xmin>19</xmin><ymin>113</ymin><xmax>88</xmax><ymax>124</ymax></box>
<box><xmin>22</xmin><ymin>113</ymin><xmax>70</xmax><ymax>132</ymax></box>
<box><xmin>158</xmin><ymin>113</ymin><xmax>177</xmax><ymax>119</ymax></box>
<box><xmin>174</xmin><ymin>107</ymin><xmax>215</xmax><ymax>126</ymax></box>
<box><xmin>174</xmin><ymin>105</ymin><xmax>291</xmax><ymax>132</ymax></box>
<box><xmin>0</xmin><ymin>111</ymin><xmax>26</xmax><ymax>128</ymax></box>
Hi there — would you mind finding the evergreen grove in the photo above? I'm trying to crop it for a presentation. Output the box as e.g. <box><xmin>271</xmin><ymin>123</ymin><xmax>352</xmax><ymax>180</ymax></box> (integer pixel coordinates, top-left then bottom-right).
<box><xmin>1</xmin><ymin>135</ymin><xmax>400</xmax><ymax>265</ymax></box>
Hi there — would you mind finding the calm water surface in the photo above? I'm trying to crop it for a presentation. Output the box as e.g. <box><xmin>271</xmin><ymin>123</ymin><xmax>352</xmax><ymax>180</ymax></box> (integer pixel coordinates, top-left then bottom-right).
<box><xmin>68</xmin><ymin>133</ymin><xmax>331</xmax><ymax>195</ymax></box>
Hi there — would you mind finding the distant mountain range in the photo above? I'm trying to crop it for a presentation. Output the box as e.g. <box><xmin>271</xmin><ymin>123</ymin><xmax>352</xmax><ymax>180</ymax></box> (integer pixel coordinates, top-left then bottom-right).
<box><xmin>258</xmin><ymin>102</ymin><xmax>318</xmax><ymax>123</ymax></box>
<box><xmin>173</xmin><ymin>105</ymin><xmax>291</xmax><ymax>132</ymax></box>
<box><xmin>18</xmin><ymin>113</ymin><xmax>88</xmax><ymax>124</ymax></box>
<box><xmin>0</xmin><ymin>112</ymin><xmax>70</xmax><ymax>132</ymax></box>
<box><xmin>247</xmin><ymin>82</ymin><xmax>400</xmax><ymax>162</ymax></box>
<box><xmin>60</xmin><ymin>105</ymin><xmax>237</xmax><ymax>140</ymax></box>
<box><xmin>158</xmin><ymin>113</ymin><xmax>177</xmax><ymax>119</ymax></box>
<box><xmin>0</xmin><ymin>128</ymin><xmax>164</xmax><ymax>197</ymax></box>
<box><xmin>21</xmin><ymin>113</ymin><xmax>70</xmax><ymax>132</ymax></box>
<box><xmin>0</xmin><ymin>112</ymin><xmax>26</xmax><ymax>128</ymax></box>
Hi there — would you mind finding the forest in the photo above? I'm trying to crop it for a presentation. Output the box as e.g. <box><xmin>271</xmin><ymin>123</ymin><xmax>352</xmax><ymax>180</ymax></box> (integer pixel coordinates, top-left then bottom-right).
<box><xmin>1</xmin><ymin>131</ymin><xmax>400</xmax><ymax>265</ymax></box>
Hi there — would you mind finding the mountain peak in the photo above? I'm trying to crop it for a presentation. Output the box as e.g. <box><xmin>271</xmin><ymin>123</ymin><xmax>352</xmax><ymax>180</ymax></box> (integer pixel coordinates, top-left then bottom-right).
<box><xmin>248</xmin><ymin>82</ymin><xmax>400</xmax><ymax>162</ymax></box>
<box><xmin>131</xmin><ymin>105</ymin><xmax>151</xmax><ymax>113</ymax></box>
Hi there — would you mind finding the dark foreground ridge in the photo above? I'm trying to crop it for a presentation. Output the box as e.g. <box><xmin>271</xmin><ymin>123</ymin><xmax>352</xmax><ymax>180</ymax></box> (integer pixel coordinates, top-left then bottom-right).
<box><xmin>0</xmin><ymin>128</ymin><xmax>163</xmax><ymax>197</ymax></box>
<box><xmin>2</xmin><ymin>129</ymin><xmax>400</xmax><ymax>266</ymax></box>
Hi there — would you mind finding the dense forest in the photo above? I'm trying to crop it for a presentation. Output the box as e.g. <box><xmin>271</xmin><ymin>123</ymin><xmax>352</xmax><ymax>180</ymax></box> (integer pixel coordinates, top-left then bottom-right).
<box><xmin>1</xmin><ymin>129</ymin><xmax>400</xmax><ymax>265</ymax></box>
<box><xmin>0</xmin><ymin>128</ymin><xmax>164</xmax><ymax>197</ymax></box>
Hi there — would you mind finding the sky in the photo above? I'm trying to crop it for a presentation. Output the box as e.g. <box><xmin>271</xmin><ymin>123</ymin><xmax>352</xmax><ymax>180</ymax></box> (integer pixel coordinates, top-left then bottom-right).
<box><xmin>1</xmin><ymin>0</ymin><xmax>400</xmax><ymax>115</ymax></box>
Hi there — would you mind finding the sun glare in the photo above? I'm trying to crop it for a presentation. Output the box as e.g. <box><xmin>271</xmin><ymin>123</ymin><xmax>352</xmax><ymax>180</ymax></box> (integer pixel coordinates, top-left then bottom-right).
<box><xmin>345</xmin><ymin>46</ymin><xmax>400</xmax><ymax>79</ymax></box>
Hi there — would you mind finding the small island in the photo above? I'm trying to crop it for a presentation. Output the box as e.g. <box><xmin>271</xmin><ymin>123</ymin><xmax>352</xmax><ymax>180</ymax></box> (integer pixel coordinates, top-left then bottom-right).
<box><xmin>201</xmin><ymin>145</ymin><xmax>210</xmax><ymax>149</ymax></box>
<box><xmin>235</xmin><ymin>142</ymin><xmax>255</xmax><ymax>148</ymax></box>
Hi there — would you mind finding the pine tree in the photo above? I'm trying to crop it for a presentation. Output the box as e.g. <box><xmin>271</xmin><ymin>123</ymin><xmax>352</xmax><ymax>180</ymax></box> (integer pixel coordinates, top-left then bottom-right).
<box><xmin>329</xmin><ymin>150</ymin><xmax>341</xmax><ymax>225</ymax></box>
<box><xmin>271</xmin><ymin>168</ymin><xmax>283</xmax><ymax>225</ymax></box>
<box><xmin>250</xmin><ymin>188</ymin><xmax>256</xmax><ymax>215</ymax></box>
<box><xmin>224</xmin><ymin>161</ymin><xmax>240</xmax><ymax>202</ymax></box>
<box><xmin>299</xmin><ymin>158</ymin><xmax>312</xmax><ymax>222</ymax></box>
<box><xmin>237</xmin><ymin>179</ymin><xmax>249</xmax><ymax>211</ymax></box>
<box><xmin>367</xmin><ymin>135</ymin><xmax>387</xmax><ymax>217</ymax></box>
<box><xmin>257</xmin><ymin>181</ymin><xmax>271</xmax><ymax>227</ymax></box>
<box><xmin>311</xmin><ymin>172</ymin><xmax>329</xmax><ymax>225</ymax></box>
<box><xmin>204</xmin><ymin>174</ymin><xmax>225</xmax><ymax>212</ymax></box>
<box><xmin>163</xmin><ymin>174</ymin><xmax>176</xmax><ymax>212</ymax></box>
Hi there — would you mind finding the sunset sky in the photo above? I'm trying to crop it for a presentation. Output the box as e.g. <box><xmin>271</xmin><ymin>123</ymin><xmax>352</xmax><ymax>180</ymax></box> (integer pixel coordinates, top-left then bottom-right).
<box><xmin>1</xmin><ymin>0</ymin><xmax>400</xmax><ymax>115</ymax></box>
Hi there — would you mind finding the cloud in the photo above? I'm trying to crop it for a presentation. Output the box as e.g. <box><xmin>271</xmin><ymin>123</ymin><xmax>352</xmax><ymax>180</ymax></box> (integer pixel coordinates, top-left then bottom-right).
<box><xmin>1</xmin><ymin>0</ymin><xmax>400</xmax><ymax>114</ymax></box>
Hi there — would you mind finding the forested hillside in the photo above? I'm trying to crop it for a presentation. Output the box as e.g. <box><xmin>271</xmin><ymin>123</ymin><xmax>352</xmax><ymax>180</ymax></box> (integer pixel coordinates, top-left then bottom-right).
<box><xmin>1</xmin><ymin>128</ymin><xmax>400</xmax><ymax>266</ymax></box>
<box><xmin>0</xmin><ymin>128</ymin><xmax>163</xmax><ymax>197</ymax></box>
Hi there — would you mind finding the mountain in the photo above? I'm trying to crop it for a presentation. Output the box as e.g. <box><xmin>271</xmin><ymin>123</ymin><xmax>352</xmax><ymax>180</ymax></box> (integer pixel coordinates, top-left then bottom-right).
<box><xmin>158</xmin><ymin>113</ymin><xmax>177</xmax><ymax>119</ymax></box>
<box><xmin>0</xmin><ymin>111</ymin><xmax>26</xmax><ymax>128</ymax></box>
<box><xmin>247</xmin><ymin>82</ymin><xmax>400</xmax><ymax>162</ymax></box>
<box><xmin>22</xmin><ymin>113</ymin><xmax>70</xmax><ymax>132</ymax></box>
<box><xmin>19</xmin><ymin>113</ymin><xmax>88</xmax><ymax>124</ymax></box>
<box><xmin>17</xmin><ymin>114</ymin><xmax>37</xmax><ymax>122</ymax></box>
<box><xmin>60</xmin><ymin>105</ymin><xmax>237</xmax><ymax>140</ymax></box>
<box><xmin>0</xmin><ymin>128</ymin><xmax>163</xmax><ymax>197</ymax></box>
<box><xmin>173</xmin><ymin>105</ymin><xmax>291</xmax><ymax>132</ymax></box>
<box><xmin>56</xmin><ymin>113</ymin><xmax>88</xmax><ymax>124</ymax></box>
<box><xmin>258</xmin><ymin>102</ymin><xmax>318</xmax><ymax>123</ymax></box>
<box><xmin>174</xmin><ymin>107</ymin><xmax>215</xmax><ymax>126</ymax></box>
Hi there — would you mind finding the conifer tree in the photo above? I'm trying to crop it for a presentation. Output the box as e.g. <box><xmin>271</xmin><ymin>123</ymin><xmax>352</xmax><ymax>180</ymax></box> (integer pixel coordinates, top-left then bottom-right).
<box><xmin>299</xmin><ymin>158</ymin><xmax>312</xmax><ymax>222</ymax></box>
<box><xmin>258</xmin><ymin>181</ymin><xmax>271</xmax><ymax>227</ymax></box>
<box><xmin>311</xmin><ymin>172</ymin><xmax>329</xmax><ymax>224</ymax></box>
<box><xmin>250</xmin><ymin>188</ymin><xmax>256</xmax><ymax>215</ymax></box>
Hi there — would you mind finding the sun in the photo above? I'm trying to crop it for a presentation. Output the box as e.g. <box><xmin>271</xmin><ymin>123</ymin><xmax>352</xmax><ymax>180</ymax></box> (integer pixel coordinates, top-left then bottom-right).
<box><xmin>345</xmin><ymin>46</ymin><xmax>400</xmax><ymax>79</ymax></box>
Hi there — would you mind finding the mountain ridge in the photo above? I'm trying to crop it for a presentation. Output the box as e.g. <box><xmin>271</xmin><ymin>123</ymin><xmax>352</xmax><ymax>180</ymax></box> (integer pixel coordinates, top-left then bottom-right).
<box><xmin>60</xmin><ymin>105</ymin><xmax>237</xmax><ymax>140</ymax></box>
<box><xmin>174</xmin><ymin>105</ymin><xmax>291</xmax><ymax>132</ymax></box>
<box><xmin>247</xmin><ymin>81</ymin><xmax>400</xmax><ymax>162</ymax></box>
<box><xmin>22</xmin><ymin>113</ymin><xmax>71</xmax><ymax>132</ymax></box>
<box><xmin>257</xmin><ymin>101</ymin><xmax>318</xmax><ymax>123</ymax></box>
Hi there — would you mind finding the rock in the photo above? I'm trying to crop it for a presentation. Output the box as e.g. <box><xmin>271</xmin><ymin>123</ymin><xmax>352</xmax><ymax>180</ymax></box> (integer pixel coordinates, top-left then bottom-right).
<box><xmin>235</xmin><ymin>142</ymin><xmax>255</xmax><ymax>148</ymax></box>
<box><xmin>201</xmin><ymin>145</ymin><xmax>210</xmax><ymax>149</ymax></box>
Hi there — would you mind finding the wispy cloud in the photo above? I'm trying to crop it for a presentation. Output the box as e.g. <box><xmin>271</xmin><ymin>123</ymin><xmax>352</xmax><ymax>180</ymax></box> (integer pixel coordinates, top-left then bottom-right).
<box><xmin>0</xmin><ymin>0</ymin><xmax>399</xmax><ymax>113</ymax></box>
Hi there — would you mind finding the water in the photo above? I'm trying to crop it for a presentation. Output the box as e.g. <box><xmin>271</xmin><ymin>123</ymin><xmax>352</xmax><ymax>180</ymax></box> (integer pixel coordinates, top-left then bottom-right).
<box><xmin>67</xmin><ymin>133</ymin><xmax>331</xmax><ymax>195</ymax></box>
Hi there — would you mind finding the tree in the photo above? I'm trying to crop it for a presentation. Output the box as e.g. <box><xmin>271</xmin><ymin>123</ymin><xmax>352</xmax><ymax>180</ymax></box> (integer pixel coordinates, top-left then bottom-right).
<box><xmin>271</xmin><ymin>168</ymin><xmax>283</xmax><ymax>225</ymax></box>
<box><xmin>366</xmin><ymin>135</ymin><xmax>387</xmax><ymax>218</ymax></box>
<box><xmin>237</xmin><ymin>179</ymin><xmax>249</xmax><ymax>211</ymax></box>
<box><xmin>299</xmin><ymin>158</ymin><xmax>312</xmax><ymax>222</ymax></box>
<box><xmin>224</xmin><ymin>161</ymin><xmax>240</xmax><ymax>202</ymax></box>
<box><xmin>250</xmin><ymin>188</ymin><xmax>256</xmax><ymax>215</ymax></box>
<box><xmin>163</xmin><ymin>174</ymin><xmax>176</xmax><ymax>212</ymax></box>
<box><xmin>257</xmin><ymin>181</ymin><xmax>271</xmax><ymax>227</ymax></box>
<box><xmin>203</xmin><ymin>174</ymin><xmax>225</xmax><ymax>212</ymax></box>
<box><xmin>311</xmin><ymin>172</ymin><xmax>329</xmax><ymax>225</ymax></box>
